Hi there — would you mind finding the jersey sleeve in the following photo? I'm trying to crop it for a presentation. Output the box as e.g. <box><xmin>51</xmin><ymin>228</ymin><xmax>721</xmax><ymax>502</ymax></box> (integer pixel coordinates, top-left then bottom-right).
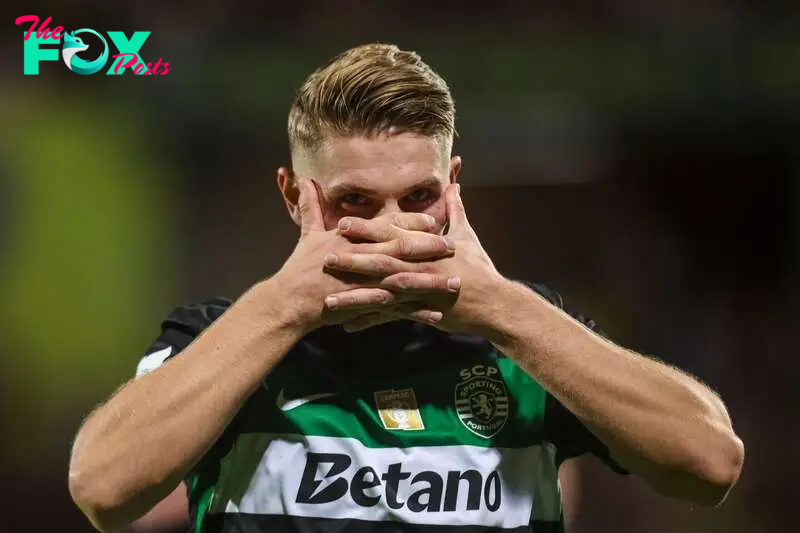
<box><xmin>135</xmin><ymin>297</ymin><xmax>233</xmax><ymax>378</ymax></box>
<box><xmin>524</xmin><ymin>282</ymin><xmax>629</xmax><ymax>475</ymax></box>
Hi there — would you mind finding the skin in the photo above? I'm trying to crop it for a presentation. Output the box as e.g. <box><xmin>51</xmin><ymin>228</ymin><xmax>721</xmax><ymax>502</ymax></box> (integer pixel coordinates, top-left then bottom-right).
<box><xmin>310</xmin><ymin>134</ymin><xmax>744</xmax><ymax>506</ymax></box>
<box><xmin>72</xmin><ymin>131</ymin><xmax>743</xmax><ymax>533</ymax></box>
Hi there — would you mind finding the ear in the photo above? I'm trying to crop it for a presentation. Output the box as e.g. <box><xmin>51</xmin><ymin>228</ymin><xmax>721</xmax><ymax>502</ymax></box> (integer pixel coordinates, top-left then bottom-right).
<box><xmin>449</xmin><ymin>155</ymin><xmax>462</xmax><ymax>184</ymax></box>
<box><xmin>277</xmin><ymin>167</ymin><xmax>301</xmax><ymax>227</ymax></box>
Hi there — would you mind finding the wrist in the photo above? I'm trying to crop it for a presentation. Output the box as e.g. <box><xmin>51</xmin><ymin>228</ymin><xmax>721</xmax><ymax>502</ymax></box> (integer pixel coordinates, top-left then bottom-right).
<box><xmin>472</xmin><ymin>277</ymin><xmax>534</xmax><ymax>347</ymax></box>
<box><xmin>248</xmin><ymin>277</ymin><xmax>317</xmax><ymax>337</ymax></box>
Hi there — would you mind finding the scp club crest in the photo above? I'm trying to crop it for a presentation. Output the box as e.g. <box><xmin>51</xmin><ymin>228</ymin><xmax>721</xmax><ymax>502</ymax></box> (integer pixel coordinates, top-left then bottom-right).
<box><xmin>455</xmin><ymin>365</ymin><xmax>509</xmax><ymax>438</ymax></box>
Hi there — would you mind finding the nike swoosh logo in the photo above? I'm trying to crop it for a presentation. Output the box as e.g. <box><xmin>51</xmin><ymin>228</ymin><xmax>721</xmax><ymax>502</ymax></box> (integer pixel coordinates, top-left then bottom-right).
<box><xmin>136</xmin><ymin>346</ymin><xmax>172</xmax><ymax>377</ymax></box>
<box><xmin>276</xmin><ymin>389</ymin><xmax>338</xmax><ymax>412</ymax></box>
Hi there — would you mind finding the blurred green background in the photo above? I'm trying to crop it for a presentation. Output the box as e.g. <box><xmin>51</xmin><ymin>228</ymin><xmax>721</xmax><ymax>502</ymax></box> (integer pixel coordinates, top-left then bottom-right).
<box><xmin>1</xmin><ymin>2</ymin><xmax>798</xmax><ymax>532</ymax></box>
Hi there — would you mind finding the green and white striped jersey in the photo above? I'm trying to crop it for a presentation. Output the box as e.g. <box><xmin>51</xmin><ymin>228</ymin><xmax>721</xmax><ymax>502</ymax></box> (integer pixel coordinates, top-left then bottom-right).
<box><xmin>135</xmin><ymin>285</ymin><xmax>626</xmax><ymax>533</ymax></box>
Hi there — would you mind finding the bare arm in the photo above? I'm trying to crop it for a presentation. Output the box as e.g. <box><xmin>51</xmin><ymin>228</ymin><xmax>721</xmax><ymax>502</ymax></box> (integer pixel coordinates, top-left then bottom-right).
<box><xmin>68</xmin><ymin>182</ymin><xmax>453</xmax><ymax>533</ymax></box>
<box><xmin>479</xmin><ymin>279</ymin><xmax>744</xmax><ymax>507</ymax></box>
<box><xmin>320</xmin><ymin>185</ymin><xmax>745</xmax><ymax>506</ymax></box>
<box><xmin>126</xmin><ymin>484</ymin><xmax>188</xmax><ymax>533</ymax></box>
<box><xmin>68</xmin><ymin>280</ymin><xmax>304</xmax><ymax>532</ymax></box>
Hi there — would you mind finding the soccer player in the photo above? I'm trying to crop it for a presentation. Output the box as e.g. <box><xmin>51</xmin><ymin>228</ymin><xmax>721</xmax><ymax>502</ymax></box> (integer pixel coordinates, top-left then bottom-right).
<box><xmin>68</xmin><ymin>44</ymin><xmax>744</xmax><ymax>533</ymax></box>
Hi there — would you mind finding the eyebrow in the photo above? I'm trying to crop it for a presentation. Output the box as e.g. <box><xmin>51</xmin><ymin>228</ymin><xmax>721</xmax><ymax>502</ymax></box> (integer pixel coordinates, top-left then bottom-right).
<box><xmin>325</xmin><ymin>177</ymin><xmax>443</xmax><ymax>198</ymax></box>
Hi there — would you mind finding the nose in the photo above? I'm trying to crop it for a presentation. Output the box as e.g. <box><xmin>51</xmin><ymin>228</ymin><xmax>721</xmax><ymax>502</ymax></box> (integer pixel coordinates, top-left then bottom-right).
<box><xmin>375</xmin><ymin>199</ymin><xmax>402</xmax><ymax>218</ymax></box>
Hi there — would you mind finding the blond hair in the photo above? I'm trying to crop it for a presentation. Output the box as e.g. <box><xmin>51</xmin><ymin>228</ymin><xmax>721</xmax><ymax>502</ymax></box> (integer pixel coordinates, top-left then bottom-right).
<box><xmin>288</xmin><ymin>43</ymin><xmax>456</xmax><ymax>154</ymax></box>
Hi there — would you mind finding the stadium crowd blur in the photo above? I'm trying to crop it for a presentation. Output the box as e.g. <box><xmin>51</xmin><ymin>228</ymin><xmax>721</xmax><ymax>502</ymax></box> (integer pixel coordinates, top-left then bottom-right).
<box><xmin>1</xmin><ymin>2</ymin><xmax>797</xmax><ymax>532</ymax></box>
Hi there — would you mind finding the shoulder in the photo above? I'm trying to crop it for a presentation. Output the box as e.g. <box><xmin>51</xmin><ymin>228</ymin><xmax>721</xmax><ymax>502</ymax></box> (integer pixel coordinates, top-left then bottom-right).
<box><xmin>160</xmin><ymin>296</ymin><xmax>233</xmax><ymax>335</ymax></box>
<box><xmin>521</xmin><ymin>282</ymin><xmax>564</xmax><ymax>308</ymax></box>
<box><xmin>135</xmin><ymin>297</ymin><xmax>233</xmax><ymax>378</ymax></box>
<box><xmin>518</xmin><ymin>281</ymin><xmax>601</xmax><ymax>333</ymax></box>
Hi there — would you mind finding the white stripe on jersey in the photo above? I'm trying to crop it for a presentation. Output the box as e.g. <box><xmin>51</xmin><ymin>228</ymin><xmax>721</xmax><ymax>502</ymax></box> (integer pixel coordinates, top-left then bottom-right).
<box><xmin>209</xmin><ymin>433</ymin><xmax>562</xmax><ymax>527</ymax></box>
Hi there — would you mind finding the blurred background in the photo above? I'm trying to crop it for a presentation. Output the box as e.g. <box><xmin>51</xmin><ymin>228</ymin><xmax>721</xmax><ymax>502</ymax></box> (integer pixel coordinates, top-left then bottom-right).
<box><xmin>1</xmin><ymin>2</ymin><xmax>798</xmax><ymax>532</ymax></box>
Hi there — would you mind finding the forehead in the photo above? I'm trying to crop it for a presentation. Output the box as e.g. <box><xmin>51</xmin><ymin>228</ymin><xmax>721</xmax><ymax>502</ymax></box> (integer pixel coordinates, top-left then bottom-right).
<box><xmin>308</xmin><ymin>133</ymin><xmax>448</xmax><ymax>194</ymax></box>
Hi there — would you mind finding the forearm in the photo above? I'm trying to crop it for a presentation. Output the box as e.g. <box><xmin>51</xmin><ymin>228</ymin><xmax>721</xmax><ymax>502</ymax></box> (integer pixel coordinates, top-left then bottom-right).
<box><xmin>480</xmin><ymin>280</ymin><xmax>743</xmax><ymax>505</ymax></box>
<box><xmin>69</xmin><ymin>279</ymin><xmax>304</xmax><ymax>532</ymax></box>
<box><xmin>126</xmin><ymin>484</ymin><xmax>188</xmax><ymax>533</ymax></box>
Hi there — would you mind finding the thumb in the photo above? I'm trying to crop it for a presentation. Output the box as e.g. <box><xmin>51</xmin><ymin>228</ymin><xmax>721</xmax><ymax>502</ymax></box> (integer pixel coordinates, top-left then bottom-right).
<box><xmin>298</xmin><ymin>179</ymin><xmax>325</xmax><ymax>236</ymax></box>
<box><xmin>445</xmin><ymin>183</ymin><xmax>470</xmax><ymax>236</ymax></box>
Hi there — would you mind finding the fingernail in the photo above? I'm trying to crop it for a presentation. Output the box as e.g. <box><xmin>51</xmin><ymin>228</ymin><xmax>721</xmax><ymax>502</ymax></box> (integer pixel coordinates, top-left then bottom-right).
<box><xmin>443</xmin><ymin>236</ymin><xmax>456</xmax><ymax>251</ymax></box>
<box><xmin>428</xmin><ymin>311</ymin><xmax>444</xmax><ymax>323</ymax></box>
<box><xmin>338</xmin><ymin>219</ymin><xmax>351</xmax><ymax>231</ymax></box>
<box><xmin>456</xmin><ymin>183</ymin><xmax>461</xmax><ymax>194</ymax></box>
<box><xmin>325</xmin><ymin>296</ymin><xmax>339</xmax><ymax>309</ymax></box>
<box><xmin>447</xmin><ymin>277</ymin><xmax>461</xmax><ymax>291</ymax></box>
<box><xmin>324</xmin><ymin>253</ymin><xmax>338</xmax><ymax>266</ymax></box>
<box><xmin>426</xmin><ymin>215</ymin><xmax>436</xmax><ymax>230</ymax></box>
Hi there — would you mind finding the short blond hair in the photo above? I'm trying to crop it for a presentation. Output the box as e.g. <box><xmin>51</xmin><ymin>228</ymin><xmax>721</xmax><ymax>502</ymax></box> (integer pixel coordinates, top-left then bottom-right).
<box><xmin>288</xmin><ymin>43</ymin><xmax>456</xmax><ymax>154</ymax></box>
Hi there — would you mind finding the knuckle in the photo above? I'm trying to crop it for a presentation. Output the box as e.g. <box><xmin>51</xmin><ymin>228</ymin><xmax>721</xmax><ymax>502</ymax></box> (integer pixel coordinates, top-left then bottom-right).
<box><xmin>426</xmin><ymin>234</ymin><xmax>447</xmax><ymax>253</ymax></box>
<box><xmin>396</xmin><ymin>237</ymin><xmax>416</xmax><ymax>257</ymax></box>
<box><xmin>391</xmin><ymin>213</ymin><xmax>413</xmax><ymax>229</ymax></box>
<box><xmin>418</xmin><ymin>262</ymin><xmax>436</xmax><ymax>274</ymax></box>
<box><xmin>375</xmin><ymin>256</ymin><xmax>395</xmax><ymax>274</ymax></box>
<box><xmin>378</xmin><ymin>224</ymin><xmax>395</xmax><ymax>242</ymax></box>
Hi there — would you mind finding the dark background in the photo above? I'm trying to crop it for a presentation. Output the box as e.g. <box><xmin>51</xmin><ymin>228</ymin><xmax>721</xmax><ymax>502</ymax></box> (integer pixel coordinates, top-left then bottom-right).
<box><xmin>1</xmin><ymin>2</ymin><xmax>797</xmax><ymax>532</ymax></box>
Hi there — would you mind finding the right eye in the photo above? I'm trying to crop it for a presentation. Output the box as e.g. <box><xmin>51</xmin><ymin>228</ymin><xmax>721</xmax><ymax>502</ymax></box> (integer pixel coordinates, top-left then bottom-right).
<box><xmin>341</xmin><ymin>193</ymin><xmax>370</xmax><ymax>206</ymax></box>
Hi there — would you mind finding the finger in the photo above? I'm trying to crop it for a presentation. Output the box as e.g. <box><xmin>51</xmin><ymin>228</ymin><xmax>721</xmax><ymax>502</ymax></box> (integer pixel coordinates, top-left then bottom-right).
<box><xmin>342</xmin><ymin>304</ymin><xmax>441</xmax><ymax>332</ymax></box>
<box><xmin>380</xmin><ymin>272</ymin><xmax>461</xmax><ymax>293</ymax></box>
<box><xmin>407</xmin><ymin>309</ymin><xmax>444</xmax><ymax>325</ymax></box>
<box><xmin>386</xmin><ymin>212</ymin><xmax>437</xmax><ymax>232</ymax></box>
<box><xmin>445</xmin><ymin>183</ymin><xmax>470</xmax><ymax>236</ymax></box>
<box><xmin>338</xmin><ymin>213</ymin><xmax>436</xmax><ymax>242</ymax></box>
<box><xmin>298</xmin><ymin>179</ymin><xmax>325</xmax><ymax>236</ymax></box>
<box><xmin>324</xmin><ymin>287</ymin><xmax>397</xmax><ymax>311</ymax></box>
<box><xmin>323</xmin><ymin>252</ymin><xmax>417</xmax><ymax>277</ymax></box>
<box><xmin>349</xmin><ymin>233</ymin><xmax>455</xmax><ymax>261</ymax></box>
<box><xmin>341</xmin><ymin>307</ymin><xmax>407</xmax><ymax>332</ymax></box>
<box><xmin>343</xmin><ymin>313</ymin><xmax>397</xmax><ymax>332</ymax></box>
<box><xmin>337</xmin><ymin>217</ymin><xmax>397</xmax><ymax>243</ymax></box>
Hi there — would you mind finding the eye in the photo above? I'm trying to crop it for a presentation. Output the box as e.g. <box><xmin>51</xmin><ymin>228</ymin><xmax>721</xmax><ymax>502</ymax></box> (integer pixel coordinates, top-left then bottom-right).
<box><xmin>341</xmin><ymin>193</ymin><xmax>369</xmax><ymax>206</ymax></box>
<box><xmin>405</xmin><ymin>188</ymin><xmax>432</xmax><ymax>202</ymax></box>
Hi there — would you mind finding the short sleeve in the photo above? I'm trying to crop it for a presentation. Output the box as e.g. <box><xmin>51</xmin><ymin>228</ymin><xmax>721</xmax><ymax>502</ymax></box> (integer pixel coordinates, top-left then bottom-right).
<box><xmin>524</xmin><ymin>282</ymin><xmax>629</xmax><ymax>475</ymax></box>
<box><xmin>135</xmin><ymin>297</ymin><xmax>232</xmax><ymax>378</ymax></box>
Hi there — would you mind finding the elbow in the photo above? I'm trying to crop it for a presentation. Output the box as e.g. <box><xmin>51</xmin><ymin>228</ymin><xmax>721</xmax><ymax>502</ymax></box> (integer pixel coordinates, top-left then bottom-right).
<box><xmin>683</xmin><ymin>428</ymin><xmax>745</xmax><ymax>507</ymax></box>
<box><xmin>69</xmin><ymin>459</ymin><xmax>129</xmax><ymax>533</ymax></box>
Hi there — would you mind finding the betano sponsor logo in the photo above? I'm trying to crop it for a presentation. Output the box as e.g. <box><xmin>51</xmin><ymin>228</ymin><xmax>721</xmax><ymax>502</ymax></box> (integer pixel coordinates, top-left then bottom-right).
<box><xmin>296</xmin><ymin>452</ymin><xmax>501</xmax><ymax>512</ymax></box>
<box><xmin>213</xmin><ymin>434</ymin><xmax>554</xmax><ymax>527</ymax></box>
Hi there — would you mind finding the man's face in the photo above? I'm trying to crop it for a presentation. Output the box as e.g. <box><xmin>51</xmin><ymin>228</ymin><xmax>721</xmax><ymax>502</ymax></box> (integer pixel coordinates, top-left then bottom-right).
<box><xmin>279</xmin><ymin>133</ymin><xmax>461</xmax><ymax>234</ymax></box>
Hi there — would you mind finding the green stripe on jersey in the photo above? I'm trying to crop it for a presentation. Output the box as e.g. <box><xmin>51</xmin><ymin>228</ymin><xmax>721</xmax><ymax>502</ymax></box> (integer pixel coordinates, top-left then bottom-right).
<box><xmin>187</xmin><ymin>347</ymin><xmax>558</xmax><ymax>532</ymax></box>
<box><xmin>231</xmin><ymin>354</ymin><xmax>549</xmax><ymax>450</ymax></box>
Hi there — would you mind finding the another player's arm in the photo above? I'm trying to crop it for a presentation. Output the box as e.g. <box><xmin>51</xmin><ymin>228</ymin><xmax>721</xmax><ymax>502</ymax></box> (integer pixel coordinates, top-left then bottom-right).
<box><xmin>477</xmin><ymin>280</ymin><xmax>744</xmax><ymax>507</ymax></box>
<box><xmin>68</xmin><ymin>280</ymin><xmax>305</xmax><ymax>533</ymax></box>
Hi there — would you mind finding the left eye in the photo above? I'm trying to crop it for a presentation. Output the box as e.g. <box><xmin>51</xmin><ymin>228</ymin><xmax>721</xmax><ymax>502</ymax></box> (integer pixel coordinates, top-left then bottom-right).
<box><xmin>406</xmin><ymin>189</ymin><xmax>431</xmax><ymax>202</ymax></box>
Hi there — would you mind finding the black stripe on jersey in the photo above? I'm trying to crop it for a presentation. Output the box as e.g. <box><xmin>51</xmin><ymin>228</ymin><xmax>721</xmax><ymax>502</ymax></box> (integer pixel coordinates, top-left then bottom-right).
<box><xmin>202</xmin><ymin>514</ymin><xmax>559</xmax><ymax>533</ymax></box>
